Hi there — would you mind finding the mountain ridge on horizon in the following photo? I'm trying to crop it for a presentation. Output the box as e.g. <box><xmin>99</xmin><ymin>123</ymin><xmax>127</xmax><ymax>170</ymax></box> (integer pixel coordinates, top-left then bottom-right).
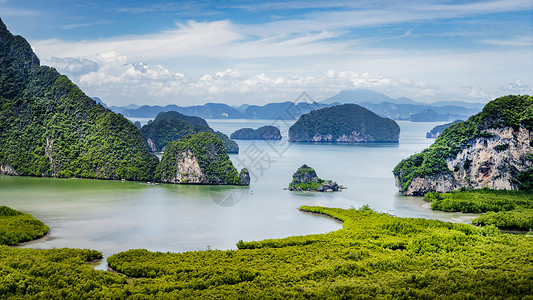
<box><xmin>105</xmin><ymin>89</ymin><xmax>485</xmax><ymax>121</ymax></box>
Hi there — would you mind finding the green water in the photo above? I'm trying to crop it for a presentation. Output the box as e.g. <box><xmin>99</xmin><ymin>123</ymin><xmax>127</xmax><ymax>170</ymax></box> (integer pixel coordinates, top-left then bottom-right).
<box><xmin>0</xmin><ymin>120</ymin><xmax>472</xmax><ymax>270</ymax></box>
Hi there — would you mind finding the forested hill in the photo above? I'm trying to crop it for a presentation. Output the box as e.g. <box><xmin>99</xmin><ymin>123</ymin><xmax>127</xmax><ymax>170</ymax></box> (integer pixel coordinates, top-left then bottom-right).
<box><xmin>394</xmin><ymin>95</ymin><xmax>533</xmax><ymax>195</ymax></box>
<box><xmin>0</xmin><ymin>18</ymin><xmax>158</xmax><ymax>180</ymax></box>
<box><xmin>288</xmin><ymin>104</ymin><xmax>400</xmax><ymax>143</ymax></box>
<box><xmin>140</xmin><ymin>111</ymin><xmax>239</xmax><ymax>153</ymax></box>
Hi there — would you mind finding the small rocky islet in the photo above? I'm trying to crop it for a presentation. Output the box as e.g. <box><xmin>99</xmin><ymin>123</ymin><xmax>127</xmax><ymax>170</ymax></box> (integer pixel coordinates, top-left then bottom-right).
<box><xmin>288</xmin><ymin>164</ymin><xmax>344</xmax><ymax>192</ymax></box>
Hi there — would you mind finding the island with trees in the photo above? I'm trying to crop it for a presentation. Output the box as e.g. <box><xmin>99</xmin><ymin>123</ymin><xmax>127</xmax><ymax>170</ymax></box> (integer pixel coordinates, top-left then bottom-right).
<box><xmin>230</xmin><ymin>125</ymin><xmax>282</xmax><ymax>140</ymax></box>
<box><xmin>289</xmin><ymin>164</ymin><xmax>342</xmax><ymax>192</ymax></box>
<box><xmin>288</xmin><ymin>104</ymin><xmax>400</xmax><ymax>143</ymax></box>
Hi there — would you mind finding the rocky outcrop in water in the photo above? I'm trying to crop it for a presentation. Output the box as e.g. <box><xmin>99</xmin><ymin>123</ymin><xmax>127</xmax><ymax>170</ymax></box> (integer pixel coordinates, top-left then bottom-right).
<box><xmin>289</xmin><ymin>164</ymin><xmax>343</xmax><ymax>192</ymax></box>
<box><xmin>394</xmin><ymin>95</ymin><xmax>533</xmax><ymax>195</ymax></box>
<box><xmin>155</xmin><ymin>132</ymin><xmax>249</xmax><ymax>185</ymax></box>
<box><xmin>426</xmin><ymin>120</ymin><xmax>463</xmax><ymax>138</ymax></box>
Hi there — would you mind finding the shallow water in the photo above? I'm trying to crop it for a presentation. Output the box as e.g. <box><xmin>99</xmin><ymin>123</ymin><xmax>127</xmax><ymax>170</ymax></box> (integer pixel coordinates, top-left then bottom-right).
<box><xmin>0</xmin><ymin>119</ymin><xmax>470</xmax><ymax>270</ymax></box>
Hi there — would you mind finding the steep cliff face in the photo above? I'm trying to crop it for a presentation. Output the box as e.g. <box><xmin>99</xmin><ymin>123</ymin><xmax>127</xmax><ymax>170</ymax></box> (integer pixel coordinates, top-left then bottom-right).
<box><xmin>394</xmin><ymin>95</ymin><xmax>533</xmax><ymax>195</ymax></box>
<box><xmin>155</xmin><ymin>132</ymin><xmax>249</xmax><ymax>185</ymax></box>
<box><xmin>289</xmin><ymin>104</ymin><xmax>399</xmax><ymax>143</ymax></box>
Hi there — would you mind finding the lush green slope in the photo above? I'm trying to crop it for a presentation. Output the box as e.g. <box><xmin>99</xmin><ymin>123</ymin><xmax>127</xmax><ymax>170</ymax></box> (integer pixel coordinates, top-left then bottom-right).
<box><xmin>106</xmin><ymin>206</ymin><xmax>532</xmax><ymax>298</ymax></box>
<box><xmin>0</xmin><ymin>206</ymin><xmax>48</xmax><ymax>245</ymax></box>
<box><xmin>155</xmin><ymin>132</ymin><xmax>248</xmax><ymax>185</ymax></box>
<box><xmin>230</xmin><ymin>125</ymin><xmax>282</xmax><ymax>140</ymax></box>
<box><xmin>140</xmin><ymin>111</ymin><xmax>239</xmax><ymax>153</ymax></box>
<box><xmin>288</xmin><ymin>104</ymin><xmax>400</xmax><ymax>142</ymax></box>
<box><xmin>0</xmin><ymin>18</ymin><xmax>158</xmax><ymax>181</ymax></box>
<box><xmin>424</xmin><ymin>189</ymin><xmax>533</xmax><ymax>230</ymax></box>
<box><xmin>394</xmin><ymin>95</ymin><xmax>533</xmax><ymax>192</ymax></box>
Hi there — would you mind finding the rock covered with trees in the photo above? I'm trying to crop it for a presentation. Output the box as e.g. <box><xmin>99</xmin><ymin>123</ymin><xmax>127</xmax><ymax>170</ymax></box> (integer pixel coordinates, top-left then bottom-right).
<box><xmin>288</xmin><ymin>104</ymin><xmax>400</xmax><ymax>143</ymax></box>
<box><xmin>141</xmin><ymin>111</ymin><xmax>239</xmax><ymax>153</ymax></box>
<box><xmin>394</xmin><ymin>95</ymin><xmax>533</xmax><ymax>195</ymax></box>
<box><xmin>156</xmin><ymin>132</ymin><xmax>249</xmax><ymax>185</ymax></box>
<box><xmin>0</xmin><ymin>18</ymin><xmax>159</xmax><ymax>181</ymax></box>
<box><xmin>289</xmin><ymin>164</ymin><xmax>342</xmax><ymax>192</ymax></box>
<box><xmin>230</xmin><ymin>125</ymin><xmax>282</xmax><ymax>140</ymax></box>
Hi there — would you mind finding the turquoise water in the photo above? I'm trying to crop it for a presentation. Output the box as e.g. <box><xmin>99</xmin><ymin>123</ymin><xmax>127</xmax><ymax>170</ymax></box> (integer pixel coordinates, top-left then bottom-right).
<box><xmin>0</xmin><ymin>120</ymin><xmax>472</xmax><ymax>270</ymax></box>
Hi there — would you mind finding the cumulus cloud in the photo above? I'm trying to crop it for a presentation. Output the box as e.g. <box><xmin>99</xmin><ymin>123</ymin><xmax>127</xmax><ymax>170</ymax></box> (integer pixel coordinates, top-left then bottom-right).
<box><xmin>46</xmin><ymin>57</ymin><xmax>98</xmax><ymax>76</ymax></box>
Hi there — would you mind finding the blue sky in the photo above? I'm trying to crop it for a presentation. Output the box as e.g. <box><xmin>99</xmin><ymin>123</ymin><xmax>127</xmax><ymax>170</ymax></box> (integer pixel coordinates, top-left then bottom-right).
<box><xmin>1</xmin><ymin>0</ymin><xmax>532</xmax><ymax>106</ymax></box>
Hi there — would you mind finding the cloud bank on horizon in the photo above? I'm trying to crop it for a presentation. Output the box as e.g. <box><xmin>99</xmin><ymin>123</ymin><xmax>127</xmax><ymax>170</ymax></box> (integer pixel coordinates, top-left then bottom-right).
<box><xmin>1</xmin><ymin>0</ymin><xmax>532</xmax><ymax>106</ymax></box>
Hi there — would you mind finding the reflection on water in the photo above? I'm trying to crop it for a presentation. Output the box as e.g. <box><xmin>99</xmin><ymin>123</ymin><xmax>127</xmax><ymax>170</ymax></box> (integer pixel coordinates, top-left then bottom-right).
<box><xmin>1</xmin><ymin>119</ymin><xmax>473</xmax><ymax>270</ymax></box>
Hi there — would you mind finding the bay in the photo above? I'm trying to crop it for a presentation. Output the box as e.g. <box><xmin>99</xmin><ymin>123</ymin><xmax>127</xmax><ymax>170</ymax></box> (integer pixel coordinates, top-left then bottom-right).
<box><xmin>0</xmin><ymin>120</ymin><xmax>473</xmax><ymax>270</ymax></box>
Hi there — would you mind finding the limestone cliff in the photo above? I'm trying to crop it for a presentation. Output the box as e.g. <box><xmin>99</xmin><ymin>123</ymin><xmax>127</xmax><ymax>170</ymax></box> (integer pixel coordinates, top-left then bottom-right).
<box><xmin>394</xmin><ymin>95</ymin><xmax>533</xmax><ymax>195</ymax></box>
<box><xmin>155</xmin><ymin>132</ymin><xmax>249</xmax><ymax>185</ymax></box>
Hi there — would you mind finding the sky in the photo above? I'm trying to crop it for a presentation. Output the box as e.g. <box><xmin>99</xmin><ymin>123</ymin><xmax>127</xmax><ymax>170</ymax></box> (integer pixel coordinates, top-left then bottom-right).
<box><xmin>1</xmin><ymin>0</ymin><xmax>532</xmax><ymax>107</ymax></box>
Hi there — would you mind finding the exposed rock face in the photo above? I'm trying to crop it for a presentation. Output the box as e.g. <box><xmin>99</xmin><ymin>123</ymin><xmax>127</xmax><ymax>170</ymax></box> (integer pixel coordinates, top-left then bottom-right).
<box><xmin>289</xmin><ymin>104</ymin><xmax>400</xmax><ymax>143</ymax></box>
<box><xmin>289</xmin><ymin>164</ymin><xmax>342</xmax><ymax>192</ymax></box>
<box><xmin>156</xmin><ymin>132</ymin><xmax>249</xmax><ymax>186</ymax></box>
<box><xmin>230</xmin><ymin>125</ymin><xmax>282</xmax><ymax>140</ymax></box>
<box><xmin>0</xmin><ymin>165</ymin><xmax>18</xmax><ymax>176</ymax></box>
<box><xmin>399</xmin><ymin>127</ymin><xmax>533</xmax><ymax>195</ymax></box>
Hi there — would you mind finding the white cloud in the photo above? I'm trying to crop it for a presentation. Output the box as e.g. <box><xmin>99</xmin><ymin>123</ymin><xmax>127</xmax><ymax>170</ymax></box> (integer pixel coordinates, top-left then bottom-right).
<box><xmin>481</xmin><ymin>36</ymin><xmax>533</xmax><ymax>47</ymax></box>
<box><xmin>46</xmin><ymin>57</ymin><xmax>98</xmax><ymax>76</ymax></box>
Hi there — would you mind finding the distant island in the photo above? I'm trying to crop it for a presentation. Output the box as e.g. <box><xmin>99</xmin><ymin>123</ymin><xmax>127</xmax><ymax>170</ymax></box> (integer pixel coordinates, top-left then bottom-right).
<box><xmin>155</xmin><ymin>132</ymin><xmax>249</xmax><ymax>185</ymax></box>
<box><xmin>394</xmin><ymin>95</ymin><xmax>533</xmax><ymax>195</ymax></box>
<box><xmin>140</xmin><ymin>111</ymin><xmax>239</xmax><ymax>153</ymax></box>
<box><xmin>288</xmin><ymin>104</ymin><xmax>400</xmax><ymax>143</ymax></box>
<box><xmin>230</xmin><ymin>126</ymin><xmax>282</xmax><ymax>140</ymax></box>
<box><xmin>289</xmin><ymin>164</ymin><xmax>342</xmax><ymax>192</ymax></box>
<box><xmin>426</xmin><ymin>120</ymin><xmax>463</xmax><ymax>138</ymax></box>
<box><xmin>409</xmin><ymin>109</ymin><xmax>463</xmax><ymax>122</ymax></box>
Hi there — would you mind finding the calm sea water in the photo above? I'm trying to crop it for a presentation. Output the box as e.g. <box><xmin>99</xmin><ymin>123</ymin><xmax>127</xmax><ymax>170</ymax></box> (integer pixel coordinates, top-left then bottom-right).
<box><xmin>0</xmin><ymin>119</ymin><xmax>473</xmax><ymax>270</ymax></box>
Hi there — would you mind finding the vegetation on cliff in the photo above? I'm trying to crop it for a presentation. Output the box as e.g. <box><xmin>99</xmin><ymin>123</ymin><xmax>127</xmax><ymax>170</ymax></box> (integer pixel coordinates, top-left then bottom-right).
<box><xmin>289</xmin><ymin>164</ymin><xmax>341</xmax><ymax>191</ymax></box>
<box><xmin>394</xmin><ymin>95</ymin><xmax>533</xmax><ymax>192</ymax></box>
<box><xmin>155</xmin><ymin>132</ymin><xmax>248</xmax><ymax>185</ymax></box>
<box><xmin>230</xmin><ymin>125</ymin><xmax>282</xmax><ymax>140</ymax></box>
<box><xmin>140</xmin><ymin>111</ymin><xmax>239</xmax><ymax>153</ymax></box>
<box><xmin>289</xmin><ymin>104</ymin><xmax>400</xmax><ymax>142</ymax></box>
<box><xmin>424</xmin><ymin>189</ymin><xmax>533</xmax><ymax>230</ymax></box>
<box><xmin>0</xmin><ymin>206</ymin><xmax>48</xmax><ymax>245</ymax></box>
<box><xmin>0</xmin><ymin>18</ymin><xmax>158</xmax><ymax>181</ymax></box>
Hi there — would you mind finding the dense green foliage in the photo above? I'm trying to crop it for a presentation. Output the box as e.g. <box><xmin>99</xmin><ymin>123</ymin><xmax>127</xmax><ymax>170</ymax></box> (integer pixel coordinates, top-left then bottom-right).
<box><xmin>0</xmin><ymin>18</ymin><xmax>158</xmax><ymax>181</ymax></box>
<box><xmin>425</xmin><ymin>189</ymin><xmax>533</xmax><ymax>230</ymax></box>
<box><xmin>0</xmin><ymin>206</ymin><xmax>48</xmax><ymax>245</ymax></box>
<box><xmin>473</xmin><ymin>209</ymin><xmax>533</xmax><ymax>230</ymax></box>
<box><xmin>140</xmin><ymin>111</ymin><xmax>238</xmax><ymax>153</ymax></box>
<box><xmin>106</xmin><ymin>206</ymin><xmax>533</xmax><ymax>298</ymax></box>
<box><xmin>394</xmin><ymin>95</ymin><xmax>533</xmax><ymax>192</ymax></box>
<box><xmin>289</xmin><ymin>104</ymin><xmax>400</xmax><ymax>142</ymax></box>
<box><xmin>155</xmin><ymin>132</ymin><xmax>246</xmax><ymax>185</ymax></box>
<box><xmin>424</xmin><ymin>189</ymin><xmax>533</xmax><ymax>213</ymax></box>
<box><xmin>230</xmin><ymin>125</ymin><xmax>281</xmax><ymax>140</ymax></box>
<box><xmin>1</xmin><ymin>204</ymin><xmax>532</xmax><ymax>298</ymax></box>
